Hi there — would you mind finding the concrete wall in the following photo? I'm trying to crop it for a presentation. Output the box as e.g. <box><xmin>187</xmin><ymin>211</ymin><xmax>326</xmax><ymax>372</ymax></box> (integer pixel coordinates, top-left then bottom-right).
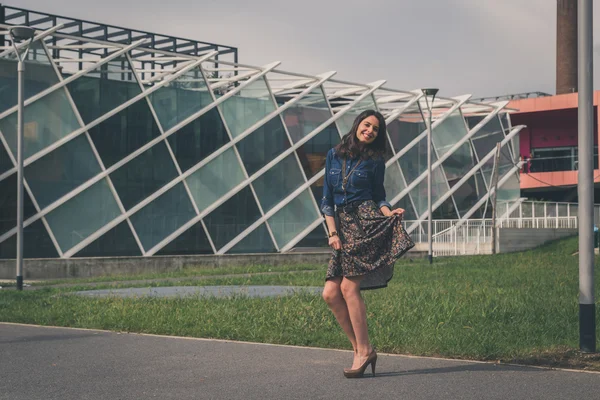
<box><xmin>0</xmin><ymin>250</ymin><xmax>427</xmax><ymax>280</ymax></box>
<box><xmin>497</xmin><ymin>228</ymin><xmax>577</xmax><ymax>253</ymax></box>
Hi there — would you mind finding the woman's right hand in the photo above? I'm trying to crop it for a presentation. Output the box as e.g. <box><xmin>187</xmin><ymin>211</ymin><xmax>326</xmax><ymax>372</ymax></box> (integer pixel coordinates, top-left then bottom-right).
<box><xmin>328</xmin><ymin>235</ymin><xmax>342</xmax><ymax>250</ymax></box>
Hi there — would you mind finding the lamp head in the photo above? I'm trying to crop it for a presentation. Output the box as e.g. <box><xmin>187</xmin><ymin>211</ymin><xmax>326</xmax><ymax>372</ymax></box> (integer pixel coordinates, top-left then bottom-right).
<box><xmin>9</xmin><ymin>26</ymin><xmax>36</xmax><ymax>42</ymax></box>
<box><xmin>421</xmin><ymin>88</ymin><xmax>439</xmax><ymax>97</ymax></box>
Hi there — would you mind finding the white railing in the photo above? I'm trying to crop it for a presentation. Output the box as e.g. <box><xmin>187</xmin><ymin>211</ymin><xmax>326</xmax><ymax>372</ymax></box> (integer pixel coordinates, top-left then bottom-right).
<box><xmin>402</xmin><ymin>199</ymin><xmax>588</xmax><ymax>257</ymax></box>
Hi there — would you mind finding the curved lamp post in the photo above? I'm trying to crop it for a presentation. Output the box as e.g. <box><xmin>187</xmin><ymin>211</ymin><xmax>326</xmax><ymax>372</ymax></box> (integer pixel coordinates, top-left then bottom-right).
<box><xmin>9</xmin><ymin>26</ymin><xmax>36</xmax><ymax>291</ymax></box>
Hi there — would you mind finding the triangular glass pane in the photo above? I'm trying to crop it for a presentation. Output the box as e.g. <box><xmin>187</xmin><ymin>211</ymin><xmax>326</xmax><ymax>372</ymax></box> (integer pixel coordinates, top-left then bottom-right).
<box><xmin>45</xmin><ymin>178</ymin><xmax>121</xmax><ymax>253</ymax></box>
<box><xmin>109</xmin><ymin>141</ymin><xmax>179</xmax><ymax>210</ymax></box>
<box><xmin>442</xmin><ymin>142</ymin><xmax>475</xmax><ymax>187</ymax></box>
<box><xmin>0</xmin><ymin>142</ymin><xmax>13</xmax><ymax>175</ymax></box>
<box><xmin>471</xmin><ymin>115</ymin><xmax>503</xmax><ymax>140</ymax></box>
<box><xmin>73</xmin><ymin>221</ymin><xmax>142</xmax><ymax>257</ymax></box>
<box><xmin>227</xmin><ymin>223</ymin><xmax>276</xmax><ymax>254</ymax></box>
<box><xmin>384</xmin><ymin>162</ymin><xmax>405</xmax><ymax>201</ymax></box>
<box><xmin>218</xmin><ymin>77</ymin><xmax>276</xmax><ymax>138</ymax></box>
<box><xmin>0</xmin><ymin>88</ymin><xmax>81</xmax><ymax>159</ymax></box>
<box><xmin>399</xmin><ymin>136</ymin><xmax>438</xmax><ymax>184</ymax></box>
<box><xmin>432</xmin><ymin>197</ymin><xmax>458</xmax><ymax>220</ymax></box>
<box><xmin>268</xmin><ymin>189</ymin><xmax>319</xmax><ymax>249</ymax></box>
<box><xmin>129</xmin><ymin>182</ymin><xmax>196</xmax><ymax>251</ymax></box>
<box><xmin>186</xmin><ymin>147</ymin><xmax>246</xmax><ymax>214</ymax></box>
<box><xmin>295</xmin><ymin>123</ymin><xmax>340</xmax><ymax>180</ymax></box>
<box><xmin>387</xmin><ymin>113</ymin><xmax>426</xmax><ymax>154</ymax></box>
<box><xmin>497</xmin><ymin>169</ymin><xmax>521</xmax><ymax>202</ymax></box>
<box><xmin>203</xmin><ymin>186</ymin><xmax>262</xmax><ymax>250</ymax></box>
<box><xmin>281</xmin><ymin>88</ymin><xmax>333</xmax><ymax>143</ymax></box>
<box><xmin>88</xmin><ymin>98</ymin><xmax>162</xmax><ymax>167</ymax></box>
<box><xmin>409</xmin><ymin>166</ymin><xmax>448</xmax><ymax>216</ymax></box>
<box><xmin>451</xmin><ymin>176</ymin><xmax>479</xmax><ymax>217</ymax></box>
<box><xmin>432</xmin><ymin>110</ymin><xmax>468</xmax><ymax>157</ymax></box>
<box><xmin>25</xmin><ymin>134</ymin><xmax>101</xmax><ymax>209</ymax></box>
<box><xmin>0</xmin><ymin>219</ymin><xmax>59</xmax><ymax>259</ymax></box>
<box><xmin>0</xmin><ymin>41</ymin><xmax>59</xmax><ymax>114</ymax></box>
<box><xmin>149</xmin><ymin>67</ymin><xmax>213</xmax><ymax>132</ymax></box>
<box><xmin>293</xmin><ymin>224</ymin><xmax>328</xmax><ymax>249</ymax></box>
<box><xmin>155</xmin><ymin>221</ymin><xmax>213</xmax><ymax>256</ymax></box>
<box><xmin>0</xmin><ymin>173</ymin><xmax>37</xmax><ymax>236</ymax></box>
<box><xmin>167</xmin><ymin>106</ymin><xmax>230</xmax><ymax>173</ymax></box>
<box><xmin>66</xmin><ymin>56</ymin><xmax>142</xmax><ymax>125</ymax></box>
<box><xmin>236</xmin><ymin>115</ymin><xmax>291</xmax><ymax>176</ymax></box>
<box><xmin>253</xmin><ymin>153</ymin><xmax>305</xmax><ymax>213</ymax></box>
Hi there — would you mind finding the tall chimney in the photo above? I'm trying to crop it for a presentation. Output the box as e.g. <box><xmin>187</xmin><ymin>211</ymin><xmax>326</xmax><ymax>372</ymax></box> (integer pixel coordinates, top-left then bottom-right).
<box><xmin>556</xmin><ymin>0</ymin><xmax>578</xmax><ymax>94</ymax></box>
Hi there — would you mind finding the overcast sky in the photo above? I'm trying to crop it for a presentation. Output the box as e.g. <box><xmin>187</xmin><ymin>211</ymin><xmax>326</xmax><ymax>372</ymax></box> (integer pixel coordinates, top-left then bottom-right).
<box><xmin>11</xmin><ymin>0</ymin><xmax>600</xmax><ymax>98</ymax></box>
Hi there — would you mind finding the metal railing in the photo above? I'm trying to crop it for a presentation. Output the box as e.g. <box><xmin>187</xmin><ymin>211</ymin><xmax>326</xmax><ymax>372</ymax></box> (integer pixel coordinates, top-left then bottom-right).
<box><xmin>402</xmin><ymin>200</ymin><xmax>591</xmax><ymax>257</ymax></box>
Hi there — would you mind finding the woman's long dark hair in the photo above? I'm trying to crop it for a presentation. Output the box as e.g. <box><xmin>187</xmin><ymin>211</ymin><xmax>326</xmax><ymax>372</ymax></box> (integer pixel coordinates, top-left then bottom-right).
<box><xmin>334</xmin><ymin>110</ymin><xmax>389</xmax><ymax>160</ymax></box>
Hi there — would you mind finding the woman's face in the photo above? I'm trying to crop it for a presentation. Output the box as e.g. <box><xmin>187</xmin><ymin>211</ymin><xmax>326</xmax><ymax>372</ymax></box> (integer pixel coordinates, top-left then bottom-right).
<box><xmin>355</xmin><ymin>115</ymin><xmax>379</xmax><ymax>144</ymax></box>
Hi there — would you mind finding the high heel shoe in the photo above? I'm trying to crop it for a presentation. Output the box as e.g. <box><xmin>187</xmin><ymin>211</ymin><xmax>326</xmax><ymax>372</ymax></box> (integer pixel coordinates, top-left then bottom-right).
<box><xmin>343</xmin><ymin>350</ymin><xmax>377</xmax><ymax>378</ymax></box>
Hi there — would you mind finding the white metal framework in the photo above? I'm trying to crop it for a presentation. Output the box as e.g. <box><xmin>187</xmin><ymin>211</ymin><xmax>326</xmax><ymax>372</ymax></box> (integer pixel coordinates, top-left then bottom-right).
<box><xmin>0</xmin><ymin>23</ymin><xmax>523</xmax><ymax>259</ymax></box>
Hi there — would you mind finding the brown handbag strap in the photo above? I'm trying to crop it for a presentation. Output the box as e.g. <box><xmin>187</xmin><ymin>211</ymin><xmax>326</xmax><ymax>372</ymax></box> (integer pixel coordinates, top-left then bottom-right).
<box><xmin>341</xmin><ymin>158</ymin><xmax>362</xmax><ymax>190</ymax></box>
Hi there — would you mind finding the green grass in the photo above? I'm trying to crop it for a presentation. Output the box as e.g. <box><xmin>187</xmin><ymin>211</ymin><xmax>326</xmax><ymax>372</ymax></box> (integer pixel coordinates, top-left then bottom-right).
<box><xmin>2</xmin><ymin>236</ymin><xmax>600</xmax><ymax>370</ymax></box>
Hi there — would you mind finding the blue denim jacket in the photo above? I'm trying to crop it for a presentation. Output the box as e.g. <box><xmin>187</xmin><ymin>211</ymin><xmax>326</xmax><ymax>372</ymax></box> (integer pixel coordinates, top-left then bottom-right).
<box><xmin>320</xmin><ymin>148</ymin><xmax>392</xmax><ymax>217</ymax></box>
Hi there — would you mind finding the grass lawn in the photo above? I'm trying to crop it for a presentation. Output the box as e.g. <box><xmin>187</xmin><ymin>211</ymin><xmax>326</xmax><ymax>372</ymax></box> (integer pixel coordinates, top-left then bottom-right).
<box><xmin>2</xmin><ymin>236</ymin><xmax>600</xmax><ymax>371</ymax></box>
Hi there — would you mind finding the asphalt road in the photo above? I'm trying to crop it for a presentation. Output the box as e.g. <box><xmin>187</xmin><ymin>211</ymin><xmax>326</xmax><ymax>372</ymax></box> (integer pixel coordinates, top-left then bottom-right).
<box><xmin>1</xmin><ymin>323</ymin><xmax>599</xmax><ymax>400</ymax></box>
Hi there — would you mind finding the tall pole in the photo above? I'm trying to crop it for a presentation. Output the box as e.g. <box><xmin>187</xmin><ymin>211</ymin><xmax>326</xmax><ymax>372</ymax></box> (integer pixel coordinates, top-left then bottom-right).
<box><xmin>491</xmin><ymin>143</ymin><xmax>501</xmax><ymax>255</ymax></box>
<box><xmin>427</xmin><ymin>108</ymin><xmax>433</xmax><ymax>264</ymax></box>
<box><xmin>16</xmin><ymin>59</ymin><xmax>24</xmax><ymax>291</ymax></box>
<box><xmin>577</xmin><ymin>0</ymin><xmax>595</xmax><ymax>353</ymax></box>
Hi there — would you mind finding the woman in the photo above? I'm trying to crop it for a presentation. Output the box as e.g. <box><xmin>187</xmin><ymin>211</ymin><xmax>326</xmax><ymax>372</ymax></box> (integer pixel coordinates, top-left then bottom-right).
<box><xmin>321</xmin><ymin>109</ymin><xmax>414</xmax><ymax>378</ymax></box>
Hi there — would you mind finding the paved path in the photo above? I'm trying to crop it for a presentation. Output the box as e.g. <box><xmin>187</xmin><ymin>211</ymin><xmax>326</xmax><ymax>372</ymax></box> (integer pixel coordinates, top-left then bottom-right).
<box><xmin>1</xmin><ymin>323</ymin><xmax>599</xmax><ymax>400</ymax></box>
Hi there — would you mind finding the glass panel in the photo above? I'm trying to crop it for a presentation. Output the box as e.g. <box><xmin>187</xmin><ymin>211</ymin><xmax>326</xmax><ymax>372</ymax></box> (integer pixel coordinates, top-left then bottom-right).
<box><xmin>296</xmin><ymin>123</ymin><xmax>340</xmax><ymax>180</ymax></box>
<box><xmin>472</xmin><ymin>115</ymin><xmax>503</xmax><ymax>140</ymax></box>
<box><xmin>203</xmin><ymin>186</ymin><xmax>262</xmax><ymax>250</ymax></box>
<box><xmin>236</xmin><ymin>116</ymin><xmax>290</xmax><ymax>176</ymax></box>
<box><xmin>186</xmin><ymin>147</ymin><xmax>246</xmax><ymax>213</ymax></box>
<box><xmin>558</xmin><ymin>204</ymin><xmax>568</xmax><ymax>217</ymax></box>
<box><xmin>45</xmin><ymin>178</ymin><xmax>121</xmax><ymax>252</ymax></box>
<box><xmin>167</xmin><ymin>106</ymin><xmax>230</xmax><ymax>173</ymax></box>
<box><xmin>129</xmin><ymin>183</ymin><xmax>196</xmax><ymax>251</ymax></box>
<box><xmin>392</xmin><ymin>195</ymin><xmax>417</xmax><ymax>221</ymax></box>
<box><xmin>218</xmin><ymin>77</ymin><xmax>276</xmax><ymax>138</ymax></box>
<box><xmin>0</xmin><ymin>219</ymin><xmax>59</xmax><ymax>259</ymax></box>
<box><xmin>281</xmin><ymin>88</ymin><xmax>332</xmax><ymax>142</ymax></box>
<box><xmin>0</xmin><ymin>88</ymin><xmax>81</xmax><ymax>159</ymax></box>
<box><xmin>451</xmin><ymin>176</ymin><xmax>479</xmax><ymax>216</ymax></box>
<box><xmin>228</xmin><ymin>223</ymin><xmax>276</xmax><ymax>254</ymax></box>
<box><xmin>109</xmin><ymin>141</ymin><xmax>178</xmax><ymax>210</ymax></box>
<box><xmin>409</xmin><ymin>166</ymin><xmax>448</xmax><ymax>216</ymax></box>
<box><xmin>73</xmin><ymin>221</ymin><xmax>141</xmax><ymax>257</ymax></box>
<box><xmin>432</xmin><ymin>110</ymin><xmax>468</xmax><ymax>157</ymax></box>
<box><xmin>442</xmin><ymin>142</ymin><xmax>475</xmax><ymax>188</ymax></box>
<box><xmin>294</xmin><ymin>224</ymin><xmax>328</xmax><ymax>249</ymax></box>
<box><xmin>0</xmin><ymin>142</ymin><xmax>13</xmax><ymax>175</ymax></box>
<box><xmin>473</xmin><ymin>132</ymin><xmax>510</xmax><ymax>185</ymax></box>
<box><xmin>497</xmin><ymin>170</ymin><xmax>521</xmax><ymax>202</ymax></box>
<box><xmin>156</xmin><ymin>221</ymin><xmax>213</xmax><ymax>255</ymax></box>
<box><xmin>335</xmin><ymin>96</ymin><xmax>377</xmax><ymax>136</ymax></box>
<box><xmin>268</xmin><ymin>190</ymin><xmax>319</xmax><ymax>249</ymax></box>
<box><xmin>253</xmin><ymin>153</ymin><xmax>305</xmax><ymax>213</ymax></box>
<box><xmin>0</xmin><ymin>41</ymin><xmax>59</xmax><ymax>114</ymax></box>
<box><xmin>25</xmin><ymin>135</ymin><xmax>101</xmax><ymax>209</ymax></box>
<box><xmin>66</xmin><ymin>56</ymin><xmax>142</xmax><ymax>124</ymax></box>
<box><xmin>522</xmin><ymin>202</ymin><xmax>533</xmax><ymax>218</ymax></box>
<box><xmin>384</xmin><ymin>162</ymin><xmax>405</xmax><ymax>201</ymax></box>
<box><xmin>432</xmin><ymin>197</ymin><xmax>458</xmax><ymax>220</ymax></box>
<box><xmin>0</xmin><ymin>173</ymin><xmax>37</xmax><ymax>236</ymax></box>
<box><xmin>88</xmin><ymin>99</ymin><xmax>162</xmax><ymax>168</ymax></box>
<box><xmin>387</xmin><ymin>113</ymin><xmax>426</xmax><ymax>154</ymax></box>
<box><xmin>399</xmin><ymin>136</ymin><xmax>438</xmax><ymax>184</ymax></box>
<box><xmin>149</xmin><ymin>67</ymin><xmax>213</xmax><ymax>132</ymax></box>
<box><xmin>534</xmin><ymin>202</ymin><xmax>545</xmax><ymax>219</ymax></box>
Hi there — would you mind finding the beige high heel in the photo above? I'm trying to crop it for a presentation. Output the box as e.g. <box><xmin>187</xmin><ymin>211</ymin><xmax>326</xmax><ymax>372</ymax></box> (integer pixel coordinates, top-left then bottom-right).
<box><xmin>343</xmin><ymin>350</ymin><xmax>377</xmax><ymax>378</ymax></box>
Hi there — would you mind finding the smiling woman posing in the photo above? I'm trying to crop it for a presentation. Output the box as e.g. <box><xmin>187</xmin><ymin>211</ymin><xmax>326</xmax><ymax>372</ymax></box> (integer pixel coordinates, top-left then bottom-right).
<box><xmin>320</xmin><ymin>109</ymin><xmax>414</xmax><ymax>378</ymax></box>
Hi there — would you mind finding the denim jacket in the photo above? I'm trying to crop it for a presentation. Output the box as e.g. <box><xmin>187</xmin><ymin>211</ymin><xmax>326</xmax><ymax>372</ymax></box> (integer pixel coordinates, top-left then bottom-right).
<box><xmin>320</xmin><ymin>148</ymin><xmax>392</xmax><ymax>217</ymax></box>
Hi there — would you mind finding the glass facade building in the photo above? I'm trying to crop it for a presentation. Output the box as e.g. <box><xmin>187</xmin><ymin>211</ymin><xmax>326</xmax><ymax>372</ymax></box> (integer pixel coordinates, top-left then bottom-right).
<box><xmin>0</xmin><ymin>7</ymin><xmax>522</xmax><ymax>259</ymax></box>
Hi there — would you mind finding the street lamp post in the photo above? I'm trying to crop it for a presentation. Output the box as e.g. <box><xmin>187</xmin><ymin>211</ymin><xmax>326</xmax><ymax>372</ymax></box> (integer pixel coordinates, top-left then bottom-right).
<box><xmin>9</xmin><ymin>26</ymin><xmax>36</xmax><ymax>291</ymax></box>
<box><xmin>421</xmin><ymin>88</ymin><xmax>438</xmax><ymax>265</ymax></box>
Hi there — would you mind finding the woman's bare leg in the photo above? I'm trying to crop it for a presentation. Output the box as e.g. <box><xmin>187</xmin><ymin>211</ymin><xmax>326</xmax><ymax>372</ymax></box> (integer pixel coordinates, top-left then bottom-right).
<box><xmin>322</xmin><ymin>277</ymin><xmax>357</xmax><ymax>352</ymax></box>
<box><xmin>340</xmin><ymin>276</ymin><xmax>373</xmax><ymax>369</ymax></box>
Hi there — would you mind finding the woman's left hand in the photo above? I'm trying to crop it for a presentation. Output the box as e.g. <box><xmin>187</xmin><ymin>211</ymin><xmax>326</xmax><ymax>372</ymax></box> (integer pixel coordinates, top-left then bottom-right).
<box><xmin>381</xmin><ymin>207</ymin><xmax>405</xmax><ymax>218</ymax></box>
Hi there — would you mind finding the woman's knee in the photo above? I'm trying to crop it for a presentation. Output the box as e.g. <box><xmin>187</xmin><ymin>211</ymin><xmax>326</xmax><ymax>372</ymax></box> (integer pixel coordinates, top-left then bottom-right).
<box><xmin>322</xmin><ymin>282</ymin><xmax>342</xmax><ymax>305</ymax></box>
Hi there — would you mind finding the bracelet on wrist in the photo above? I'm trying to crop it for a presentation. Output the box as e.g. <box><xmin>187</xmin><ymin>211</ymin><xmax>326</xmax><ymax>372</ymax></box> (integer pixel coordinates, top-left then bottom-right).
<box><xmin>328</xmin><ymin>231</ymin><xmax>338</xmax><ymax>238</ymax></box>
